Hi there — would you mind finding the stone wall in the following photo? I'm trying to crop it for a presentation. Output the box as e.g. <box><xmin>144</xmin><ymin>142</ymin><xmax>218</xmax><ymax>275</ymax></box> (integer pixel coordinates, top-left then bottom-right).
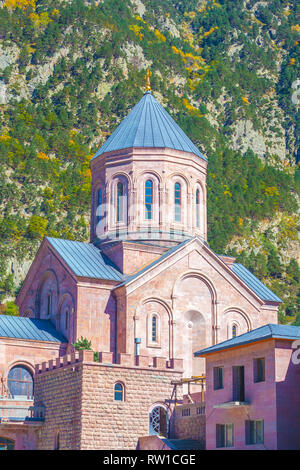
<box><xmin>34</xmin><ymin>350</ymin><xmax>183</xmax><ymax>450</ymax></box>
<box><xmin>173</xmin><ymin>403</ymin><xmax>206</xmax><ymax>448</ymax></box>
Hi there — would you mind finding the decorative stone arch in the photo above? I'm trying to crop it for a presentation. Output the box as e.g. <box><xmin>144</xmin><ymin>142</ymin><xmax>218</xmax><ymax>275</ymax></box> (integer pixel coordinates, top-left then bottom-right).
<box><xmin>149</xmin><ymin>402</ymin><xmax>170</xmax><ymax>437</ymax></box>
<box><xmin>172</xmin><ymin>271</ymin><xmax>217</xmax><ymax>305</ymax></box>
<box><xmin>109</xmin><ymin>172</ymin><xmax>131</xmax><ymax>228</ymax></box>
<box><xmin>57</xmin><ymin>292</ymin><xmax>75</xmax><ymax>341</ymax></box>
<box><xmin>35</xmin><ymin>269</ymin><xmax>59</xmax><ymax>320</ymax></box>
<box><xmin>222</xmin><ymin>307</ymin><xmax>252</xmax><ymax>340</ymax></box>
<box><xmin>135</xmin><ymin>297</ymin><xmax>173</xmax><ymax>358</ymax></box>
<box><xmin>172</xmin><ymin>271</ymin><xmax>218</xmax><ymax>379</ymax></box>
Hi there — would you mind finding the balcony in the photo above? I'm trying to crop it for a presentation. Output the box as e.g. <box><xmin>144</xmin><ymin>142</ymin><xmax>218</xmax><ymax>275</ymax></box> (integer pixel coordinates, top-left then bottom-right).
<box><xmin>213</xmin><ymin>401</ymin><xmax>249</xmax><ymax>409</ymax></box>
<box><xmin>0</xmin><ymin>403</ymin><xmax>45</xmax><ymax>424</ymax></box>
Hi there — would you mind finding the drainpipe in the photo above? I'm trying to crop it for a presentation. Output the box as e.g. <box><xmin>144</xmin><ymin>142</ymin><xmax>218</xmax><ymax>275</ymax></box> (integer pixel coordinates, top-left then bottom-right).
<box><xmin>135</xmin><ymin>337</ymin><xmax>141</xmax><ymax>356</ymax></box>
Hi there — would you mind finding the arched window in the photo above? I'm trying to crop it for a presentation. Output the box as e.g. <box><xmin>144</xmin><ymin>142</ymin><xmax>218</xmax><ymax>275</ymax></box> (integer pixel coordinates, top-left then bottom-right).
<box><xmin>96</xmin><ymin>188</ymin><xmax>102</xmax><ymax>224</ymax></box>
<box><xmin>174</xmin><ymin>183</ymin><xmax>181</xmax><ymax>222</ymax></box>
<box><xmin>145</xmin><ymin>180</ymin><xmax>153</xmax><ymax>220</ymax></box>
<box><xmin>232</xmin><ymin>325</ymin><xmax>237</xmax><ymax>338</ymax></box>
<box><xmin>114</xmin><ymin>382</ymin><xmax>124</xmax><ymax>401</ymax></box>
<box><xmin>117</xmin><ymin>182</ymin><xmax>124</xmax><ymax>223</ymax></box>
<box><xmin>196</xmin><ymin>189</ymin><xmax>200</xmax><ymax>228</ymax></box>
<box><xmin>7</xmin><ymin>365</ymin><xmax>33</xmax><ymax>400</ymax></box>
<box><xmin>152</xmin><ymin>315</ymin><xmax>157</xmax><ymax>342</ymax></box>
<box><xmin>0</xmin><ymin>437</ymin><xmax>15</xmax><ymax>450</ymax></box>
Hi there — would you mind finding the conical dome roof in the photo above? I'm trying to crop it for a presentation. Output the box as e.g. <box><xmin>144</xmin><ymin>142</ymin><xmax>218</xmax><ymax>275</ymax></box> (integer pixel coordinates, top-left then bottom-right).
<box><xmin>92</xmin><ymin>91</ymin><xmax>206</xmax><ymax>160</ymax></box>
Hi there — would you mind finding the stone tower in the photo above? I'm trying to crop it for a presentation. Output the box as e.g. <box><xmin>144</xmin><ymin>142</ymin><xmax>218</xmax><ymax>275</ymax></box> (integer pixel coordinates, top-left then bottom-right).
<box><xmin>90</xmin><ymin>91</ymin><xmax>208</xmax><ymax>274</ymax></box>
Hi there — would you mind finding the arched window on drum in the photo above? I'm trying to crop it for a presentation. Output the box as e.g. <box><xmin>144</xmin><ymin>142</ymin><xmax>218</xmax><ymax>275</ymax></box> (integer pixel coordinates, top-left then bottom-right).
<box><xmin>145</xmin><ymin>179</ymin><xmax>153</xmax><ymax>220</ymax></box>
<box><xmin>174</xmin><ymin>182</ymin><xmax>181</xmax><ymax>222</ymax></box>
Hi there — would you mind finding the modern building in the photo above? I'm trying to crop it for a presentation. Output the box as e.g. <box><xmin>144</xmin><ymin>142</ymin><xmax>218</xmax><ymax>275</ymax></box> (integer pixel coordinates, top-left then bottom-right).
<box><xmin>195</xmin><ymin>324</ymin><xmax>300</xmax><ymax>450</ymax></box>
<box><xmin>0</xmin><ymin>89</ymin><xmax>282</xmax><ymax>449</ymax></box>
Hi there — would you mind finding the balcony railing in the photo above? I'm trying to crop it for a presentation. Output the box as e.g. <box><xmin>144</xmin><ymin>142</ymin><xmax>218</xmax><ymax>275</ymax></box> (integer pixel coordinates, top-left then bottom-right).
<box><xmin>0</xmin><ymin>405</ymin><xmax>45</xmax><ymax>423</ymax></box>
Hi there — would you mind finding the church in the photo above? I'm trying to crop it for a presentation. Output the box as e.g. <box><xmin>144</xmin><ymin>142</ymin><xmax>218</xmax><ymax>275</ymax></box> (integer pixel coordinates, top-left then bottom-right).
<box><xmin>0</xmin><ymin>85</ymin><xmax>282</xmax><ymax>450</ymax></box>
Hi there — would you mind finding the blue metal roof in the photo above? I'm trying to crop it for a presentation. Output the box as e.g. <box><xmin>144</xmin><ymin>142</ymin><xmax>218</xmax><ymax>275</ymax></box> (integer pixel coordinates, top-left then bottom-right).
<box><xmin>92</xmin><ymin>91</ymin><xmax>206</xmax><ymax>160</ymax></box>
<box><xmin>46</xmin><ymin>237</ymin><xmax>124</xmax><ymax>281</ymax></box>
<box><xmin>232</xmin><ymin>263</ymin><xmax>282</xmax><ymax>303</ymax></box>
<box><xmin>195</xmin><ymin>323</ymin><xmax>300</xmax><ymax>356</ymax></box>
<box><xmin>0</xmin><ymin>315</ymin><xmax>66</xmax><ymax>343</ymax></box>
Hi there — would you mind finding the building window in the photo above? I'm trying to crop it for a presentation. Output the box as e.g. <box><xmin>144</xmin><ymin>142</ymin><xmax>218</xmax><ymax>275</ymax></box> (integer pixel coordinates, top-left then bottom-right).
<box><xmin>7</xmin><ymin>365</ymin><xmax>33</xmax><ymax>400</ymax></box>
<box><xmin>152</xmin><ymin>315</ymin><xmax>157</xmax><ymax>342</ymax></box>
<box><xmin>213</xmin><ymin>366</ymin><xmax>224</xmax><ymax>390</ymax></box>
<box><xmin>97</xmin><ymin>188</ymin><xmax>102</xmax><ymax>224</ymax></box>
<box><xmin>114</xmin><ymin>382</ymin><xmax>124</xmax><ymax>401</ymax></box>
<box><xmin>253</xmin><ymin>358</ymin><xmax>265</xmax><ymax>383</ymax></box>
<box><xmin>0</xmin><ymin>437</ymin><xmax>15</xmax><ymax>450</ymax></box>
<box><xmin>245</xmin><ymin>420</ymin><xmax>264</xmax><ymax>445</ymax></box>
<box><xmin>182</xmin><ymin>408</ymin><xmax>190</xmax><ymax>417</ymax></box>
<box><xmin>145</xmin><ymin>179</ymin><xmax>153</xmax><ymax>220</ymax></box>
<box><xmin>116</xmin><ymin>182</ymin><xmax>124</xmax><ymax>223</ymax></box>
<box><xmin>54</xmin><ymin>432</ymin><xmax>60</xmax><ymax>450</ymax></box>
<box><xmin>174</xmin><ymin>182</ymin><xmax>181</xmax><ymax>222</ymax></box>
<box><xmin>47</xmin><ymin>293</ymin><xmax>52</xmax><ymax>317</ymax></box>
<box><xmin>232</xmin><ymin>366</ymin><xmax>245</xmax><ymax>402</ymax></box>
<box><xmin>196</xmin><ymin>188</ymin><xmax>200</xmax><ymax>228</ymax></box>
<box><xmin>232</xmin><ymin>325</ymin><xmax>237</xmax><ymax>338</ymax></box>
<box><xmin>216</xmin><ymin>424</ymin><xmax>234</xmax><ymax>448</ymax></box>
<box><xmin>65</xmin><ymin>309</ymin><xmax>69</xmax><ymax>331</ymax></box>
<box><xmin>197</xmin><ymin>405</ymin><xmax>205</xmax><ymax>415</ymax></box>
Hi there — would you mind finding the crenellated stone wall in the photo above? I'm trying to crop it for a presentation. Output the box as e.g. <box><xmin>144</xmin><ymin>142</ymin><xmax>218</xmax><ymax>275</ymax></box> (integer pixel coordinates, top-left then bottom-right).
<box><xmin>34</xmin><ymin>350</ymin><xmax>183</xmax><ymax>450</ymax></box>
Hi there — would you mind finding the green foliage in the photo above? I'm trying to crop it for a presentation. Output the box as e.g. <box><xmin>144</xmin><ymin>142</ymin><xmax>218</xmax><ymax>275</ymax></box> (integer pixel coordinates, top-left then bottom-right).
<box><xmin>72</xmin><ymin>336</ymin><xmax>92</xmax><ymax>351</ymax></box>
<box><xmin>1</xmin><ymin>301</ymin><xmax>19</xmax><ymax>316</ymax></box>
<box><xmin>0</xmin><ymin>0</ymin><xmax>298</xmax><ymax>320</ymax></box>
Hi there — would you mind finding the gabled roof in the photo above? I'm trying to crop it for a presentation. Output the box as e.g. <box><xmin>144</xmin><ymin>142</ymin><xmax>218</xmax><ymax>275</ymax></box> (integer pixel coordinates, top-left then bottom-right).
<box><xmin>46</xmin><ymin>237</ymin><xmax>124</xmax><ymax>281</ymax></box>
<box><xmin>115</xmin><ymin>238</ymin><xmax>281</xmax><ymax>305</ymax></box>
<box><xmin>114</xmin><ymin>238</ymin><xmax>191</xmax><ymax>288</ymax></box>
<box><xmin>92</xmin><ymin>91</ymin><xmax>206</xmax><ymax>160</ymax></box>
<box><xmin>0</xmin><ymin>315</ymin><xmax>66</xmax><ymax>343</ymax></box>
<box><xmin>232</xmin><ymin>263</ymin><xmax>282</xmax><ymax>303</ymax></box>
<box><xmin>194</xmin><ymin>324</ymin><xmax>300</xmax><ymax>356</ymax></box>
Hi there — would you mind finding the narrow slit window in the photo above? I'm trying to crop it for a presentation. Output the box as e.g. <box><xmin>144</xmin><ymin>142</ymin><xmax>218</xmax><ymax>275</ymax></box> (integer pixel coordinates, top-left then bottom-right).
<box><xmin>152</xmin><ymin>315</ymin><xmax>157</xmax><ymax>342</ymax></box>
<box><xmin>196</xmin><ymin>189</ymin><xmax>200</xmax><ymax>228</ymax></box>
<box><xmin>117</xmin><ymin>182</ymin><xmax>124</xmax><ymax>222</ymax></box>
<box><xmin>47</xmin><ymin>294</ymin><xmax>51</xmax><ymax>317</ymax></box>
<box><xmin>174</xmin><ymin>183</ymin><xmax>181</xmax><ymax>222</ymax></box>
<box><xmin>97</xmin><ymin>188</ymin><xmax>102</xmax><ymax>224</ymax></box>
<box><xmin>145</xmin><ymin>180</ymin><xmax>153</xmax><ymax>220</ymax></box>
<box><xmin>232</xmin><ymin>325</ymin><xmax>237</xmax><ymax>338</ymax></box>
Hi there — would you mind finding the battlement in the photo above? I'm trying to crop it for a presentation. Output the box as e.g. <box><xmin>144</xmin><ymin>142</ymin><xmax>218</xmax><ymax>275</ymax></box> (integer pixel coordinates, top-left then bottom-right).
<box><xmin>35</xmin><ymin>350</ymin><xmax>184</xmax><ymax>375</ymax></box>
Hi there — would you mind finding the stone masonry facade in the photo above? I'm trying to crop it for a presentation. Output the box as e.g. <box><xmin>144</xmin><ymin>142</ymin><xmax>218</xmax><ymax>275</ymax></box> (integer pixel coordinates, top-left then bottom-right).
<box><xmin>34</xmin><ymin>350</ymin><xmax>183</xmax><ymax>450</ymax></box>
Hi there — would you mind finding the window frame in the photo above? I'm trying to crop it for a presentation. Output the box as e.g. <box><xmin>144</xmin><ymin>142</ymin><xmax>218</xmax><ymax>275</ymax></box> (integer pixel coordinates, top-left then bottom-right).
<box><xmin>144</xmin><ymin>179</ymin><xmax>154</xmax><ymax>221</ymax></box>
<box><xmin>114</xmin><ymin>382</ymin><xmax>125</xmax><ymax>402</ymax></box>
<box><xmin>253</xmin><ymin>357</ymin><xmax>265</xmax><ymax>383</ymax></box>
<box><xmin>216</xmin><ymin>423</ymin><xmax>234</xmax><ymax>448</ymax></box>
<box><xmin>7</xmin><ymin>365</ymin><xmax>34</xmax><ymax>400</ymax></box>
<box><xmin>174</xmin><ymin>182</ymin><xmax>181</xmax><ymax>223</ymax></box>
<box><xmin>245</xmin><ymin>419</ymin><xmax>264</xmax><ymax>445</ymax></box>
<box><xmin>213</xmin><ymin>366</ymin><xmax>224</xmax><ymax>390</ymax></box>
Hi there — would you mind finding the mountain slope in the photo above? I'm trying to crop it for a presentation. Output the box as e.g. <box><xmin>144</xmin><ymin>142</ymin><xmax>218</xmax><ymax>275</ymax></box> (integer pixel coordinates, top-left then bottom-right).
<box><xmin>0</xmin><ymin>0</ymin><xmax>299</xmax><ymax>321</ymax></box>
